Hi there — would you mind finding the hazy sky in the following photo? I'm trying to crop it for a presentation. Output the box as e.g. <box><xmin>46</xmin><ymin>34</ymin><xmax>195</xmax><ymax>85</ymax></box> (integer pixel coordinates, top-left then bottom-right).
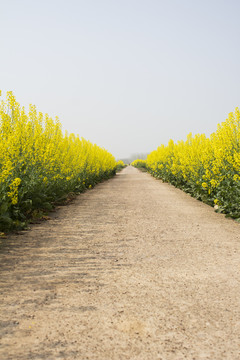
<box><xmin>1</xmin><ymin>0</ymin><xmax>240</xmax><ymax>159</ymax></box>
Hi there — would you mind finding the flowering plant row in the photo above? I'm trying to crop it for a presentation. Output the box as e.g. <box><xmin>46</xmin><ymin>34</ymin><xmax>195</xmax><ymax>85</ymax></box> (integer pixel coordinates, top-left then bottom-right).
<box><xmin>131</xmin><ymin>159</ymin><xmax>146</xmax><ymax>169</ymax></box>
<box><xmin>146</xmin><ymin>108</ymin><xmax>240</xmax><ymax>220</ymax></box>
<box><xmin>0</xmin><ymin>92</ymin><xmax>117</xmax><ymax>231</ymax></box>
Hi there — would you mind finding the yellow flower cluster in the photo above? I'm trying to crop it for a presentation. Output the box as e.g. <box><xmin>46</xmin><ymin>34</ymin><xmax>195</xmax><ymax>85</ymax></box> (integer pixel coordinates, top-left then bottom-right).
<box><xmin>147</xmin><ymin>108</ymin><xmax>240</xmax><ymax>218</ymax></box>
<box><xmin>131</xmin><ymin>159</ymin><xmax>146</xmax><ymax>168</ymax></box>
<box><xmin>0</xmin><ymin>91</ymin><xmax>116</xmax><ymax>230</ymax></box>
<box><xmin>116</xmin><ymin>160</ymin><xmax>125</xmax><ymax>167</ymax></box>
<box><xmin>116</xmin><ymin>160</ymin><xmax>126</xmax><ymax>171</ymax></box>
<box><xmin>7</xmin><ymin>178</ymin><xmax>21</xmax><ymax>205</ymax></box>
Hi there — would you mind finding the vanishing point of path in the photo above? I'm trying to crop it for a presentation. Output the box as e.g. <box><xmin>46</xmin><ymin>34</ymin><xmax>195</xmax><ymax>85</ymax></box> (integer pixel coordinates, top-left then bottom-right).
<box><xmin>0</xmin><ymin>166</ymin><xmax>240</xmax><ymax>360</ymax></box>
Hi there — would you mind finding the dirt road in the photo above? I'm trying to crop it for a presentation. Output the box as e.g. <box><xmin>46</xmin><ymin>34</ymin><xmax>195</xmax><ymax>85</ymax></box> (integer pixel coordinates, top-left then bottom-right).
<box><xmin>0</xmin><ymin>166</ymin><xmax>240</xmax><ymax>360</ymax></box>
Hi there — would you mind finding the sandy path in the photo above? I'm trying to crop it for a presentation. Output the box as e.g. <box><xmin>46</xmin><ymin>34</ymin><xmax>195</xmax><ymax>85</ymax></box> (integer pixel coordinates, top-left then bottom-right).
<box><xmin>0</xmin><ymin>166</ymin><xmax>240</xmax><ymax>360</ymax></box>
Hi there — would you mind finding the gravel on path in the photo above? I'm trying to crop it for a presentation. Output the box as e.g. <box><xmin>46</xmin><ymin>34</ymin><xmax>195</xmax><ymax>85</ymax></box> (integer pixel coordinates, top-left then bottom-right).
<box><xmin>0</xmin><ymin>166</ymin><xmax>240</xmax><ymax>360</ymax></box>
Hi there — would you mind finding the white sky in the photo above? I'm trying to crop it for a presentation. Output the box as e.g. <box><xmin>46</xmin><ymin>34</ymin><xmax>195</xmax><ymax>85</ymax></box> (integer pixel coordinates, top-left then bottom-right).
<box><xmin>1</xmin><ymin>0</ymin><xmax>240</xmax><ymax>159</ymax></box>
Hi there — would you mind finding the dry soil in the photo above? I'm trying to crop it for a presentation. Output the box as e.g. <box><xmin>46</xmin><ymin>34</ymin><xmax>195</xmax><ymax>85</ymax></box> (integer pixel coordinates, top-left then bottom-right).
<box><xmin>0</xmin><ymin>166</ymin><xmax>240</xmax><ymax>360</ymax></box>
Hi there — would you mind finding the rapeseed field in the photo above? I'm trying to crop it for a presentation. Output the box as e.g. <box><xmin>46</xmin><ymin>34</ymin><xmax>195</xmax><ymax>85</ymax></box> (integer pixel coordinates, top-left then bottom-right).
<box><xmin>146</xmin><ymin>108</ymin><xmax>240</xmax><ymax>219</ymax></box>
<box><xmin>0</xmin><ymin>92</ymin><xmax>116</xmax><ymax>231</ymax></box>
